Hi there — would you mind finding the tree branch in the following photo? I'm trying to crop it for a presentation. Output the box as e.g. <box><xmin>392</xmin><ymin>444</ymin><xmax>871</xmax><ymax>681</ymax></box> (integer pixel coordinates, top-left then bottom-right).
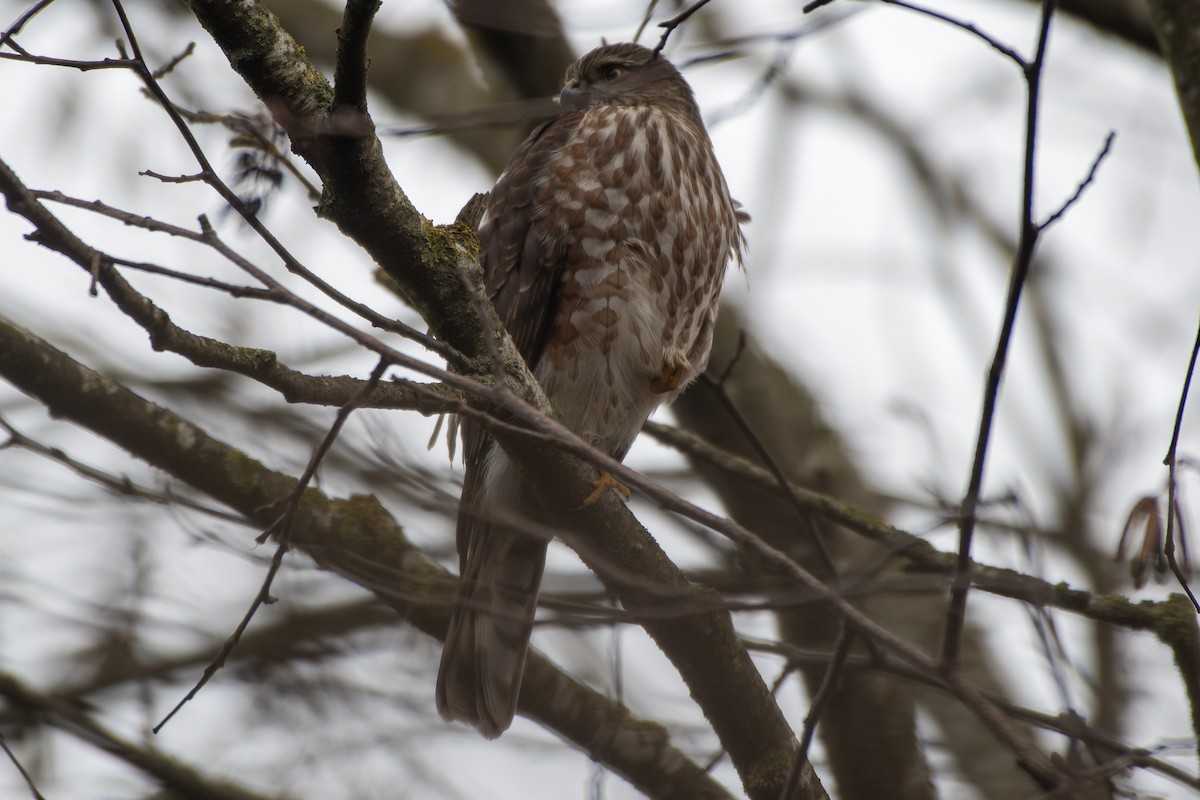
<box><xmin>0</xmin><ymin>315</ymin><xmax>734</xmax><ymax>800</ymax></box>
<box><xmin>178</xmin><ymin>4</ymin><xmax>826</xmax><ymax>795</ymax></box>
<box><xmin>0</xmin><ymin>671</ymin><xmax>273</xmax><ymax>800</ymax></box>
<box><xmin>333</xmin><ymin>0</ymin><xmax>379</xmax><ymax>113</ymax></box>
<box><xmin>942</xmin><ymin>0</ymin><xmax>1058</xmax><ymax>669</ymax></box>
<box><xmin>0</xmin><ymin>156</ymin><xmax>455</xmax><ymax>415</ymax></box>
<box><xmin>2</xmin><ymin>138</ymin><xmax>814</xmax><ymax>793</ymax></box>
<box><xmin>1148</xmin><ymin>2</ymin><xmax>1200</xmax><ymax>179</ymax></box>
<box><xmin>647</xmin><ymin>417</ymin><xmax>1193</xmax><ymax>638</ymax></box>
<box><xmin>184</xmin><ymin>0</ymin><xmax>494</xmax><ymax>365</ymax></box>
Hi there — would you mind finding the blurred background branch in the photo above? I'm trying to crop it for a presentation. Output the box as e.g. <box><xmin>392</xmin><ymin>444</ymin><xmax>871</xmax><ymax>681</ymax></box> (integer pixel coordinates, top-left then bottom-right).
<box><xmin>1</xmin><ymin>0</ymin><xmax>1198</xmax><ymax>798</ymax></box>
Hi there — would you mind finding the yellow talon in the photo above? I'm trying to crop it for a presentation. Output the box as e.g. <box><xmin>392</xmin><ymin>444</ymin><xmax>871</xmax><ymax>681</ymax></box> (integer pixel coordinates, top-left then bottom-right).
<box><xmin>650</xmin><ymin>362</ymin><xmax>686</xmax><ymax>394</ymax></box>
<box><xmin>583</xmin><ymin>470</ymin><xmax>631</xmax><ymax>505</ymax></box>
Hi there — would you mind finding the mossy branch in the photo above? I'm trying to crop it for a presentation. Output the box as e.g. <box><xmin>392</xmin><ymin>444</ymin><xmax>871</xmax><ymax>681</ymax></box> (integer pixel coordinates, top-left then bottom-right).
<box><xmin>0</xmin><ymin>313</ymin><xmax>734</xmax><ymax>800</ymax></box>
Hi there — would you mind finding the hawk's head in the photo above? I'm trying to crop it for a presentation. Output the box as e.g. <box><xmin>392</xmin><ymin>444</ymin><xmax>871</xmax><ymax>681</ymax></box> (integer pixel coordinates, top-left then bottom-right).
<box><xmin>559</xmin><ymin>43</ymin><xmax>696</xmax><ymax>116</ymax></box>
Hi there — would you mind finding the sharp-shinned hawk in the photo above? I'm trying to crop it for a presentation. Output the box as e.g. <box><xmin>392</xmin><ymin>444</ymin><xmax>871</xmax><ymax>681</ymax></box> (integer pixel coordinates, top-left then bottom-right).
<box><xmin>436</xmin><ymin>41</ymin><xmax>746</xmax><ymax>738</ymax></box>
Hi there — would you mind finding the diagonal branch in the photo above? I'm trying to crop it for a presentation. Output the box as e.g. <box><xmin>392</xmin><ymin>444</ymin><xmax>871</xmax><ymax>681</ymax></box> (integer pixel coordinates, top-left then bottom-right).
<box><xmin>154</xmin><ymin>360</ymin><xmax>391</xmax><ymax>733</ymax></box>
<box><xmin>0</xmin><ymin>316</ymin><xmax>734</xmax><ymax>800</ymax></box>
<box><xmin>178</xmin><ymin>4</ymin><xmax>826</xmax><ymax>796</ymax></box>
<box><xmin>646</xmin><ymin>418</ymin><xmax>1193</xmax><ymax>637</ymax></box>
<box><xmin>0</xmin><ymin>155</ymin><xmax>455</xmax><ymax>415</ymax></box>
<box><xmin>0</xmin><ymin>671</ymin><xmax>273</xmax><ymax>800</ymax></box>
<box><xmin>0</xmin><ymin>733</ymin><xmax>44</xmax><ymax>800</ymax></box>
<box><xmin>0</xmin><ymin>142</ymin><xmax>814</xmax><ymax>797</ymax></box>
<box><xmin>184</xmin><ymin>0</ymin><xmax>496</xmax><ymax>365</ymax></box>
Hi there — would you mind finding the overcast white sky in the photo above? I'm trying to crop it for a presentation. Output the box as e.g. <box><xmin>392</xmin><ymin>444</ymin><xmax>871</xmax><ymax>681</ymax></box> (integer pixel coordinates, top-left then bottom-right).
<box><xmin>2</xmin><ymin>1</ymin><xmax>1199</xmax><ymax>797</ymax></box>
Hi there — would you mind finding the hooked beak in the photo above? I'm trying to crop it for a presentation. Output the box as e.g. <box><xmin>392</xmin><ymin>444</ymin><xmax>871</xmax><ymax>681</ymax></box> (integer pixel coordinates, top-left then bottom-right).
<box><xmin>559</xmin><ymin>79</ymin><xmax>586</xmax><ymax>111</ymax></box>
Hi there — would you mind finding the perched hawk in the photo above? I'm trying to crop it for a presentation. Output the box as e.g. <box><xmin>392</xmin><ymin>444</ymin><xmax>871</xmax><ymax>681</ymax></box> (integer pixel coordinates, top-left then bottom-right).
<box><xmin>436</xmin><ymin>42</ymin><xmax>746</xmax><ymax>738</ymax></box>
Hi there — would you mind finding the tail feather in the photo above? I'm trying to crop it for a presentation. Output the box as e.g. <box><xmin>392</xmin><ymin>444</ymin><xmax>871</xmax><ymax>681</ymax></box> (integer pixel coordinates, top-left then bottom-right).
<box><xmin>436</xmin><ymin>526</ymin><xmax>547</xmax><ymax>738</ymax></box>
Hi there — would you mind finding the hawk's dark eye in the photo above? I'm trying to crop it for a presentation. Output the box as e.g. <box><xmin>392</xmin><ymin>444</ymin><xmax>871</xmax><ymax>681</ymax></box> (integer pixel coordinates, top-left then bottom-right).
<box><xmin>601</xmin><ymin>65</ymin><xmax>623</xmax><ymax>81</ymax></box>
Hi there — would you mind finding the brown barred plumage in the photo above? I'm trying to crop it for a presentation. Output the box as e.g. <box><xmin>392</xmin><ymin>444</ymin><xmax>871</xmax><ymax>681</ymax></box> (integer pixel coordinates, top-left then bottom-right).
<box><xmin>436</xmin><ymin>42</ymin><xmax>746</xmax><ymax>738</ymax></box>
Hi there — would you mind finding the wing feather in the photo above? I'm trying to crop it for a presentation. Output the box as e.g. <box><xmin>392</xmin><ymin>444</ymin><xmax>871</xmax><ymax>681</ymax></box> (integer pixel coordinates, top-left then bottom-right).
<box><xmin>480</xmin><ymin>113</ymin><xmax>582</xmax><ymax>369</ymax></box>
<box><xmin>456</xmin><ymin>110</ymin><xmax>582</xmax><ymax>560</ymax></box>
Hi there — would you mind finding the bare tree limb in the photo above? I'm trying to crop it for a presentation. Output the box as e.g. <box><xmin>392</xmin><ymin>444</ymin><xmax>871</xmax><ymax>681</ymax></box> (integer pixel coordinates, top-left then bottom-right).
<box><xmin>177</xmin><ymin>4</ymin><xmax>827</xmax><ymax>796</ymax></box>
<box><xmin>647</xmin><ymin>416</ymin><xmax>1193</xmax><ymax>636</ymax></box>
<box><xmin>0</xmin><ymin>733</ymin><xmax>45</xmax><ymax>800</ymax></box>
<box><xmin>333</xmin><ymin>0</ymin><xmax>379</xmax><ymax>113</ymax></box>
<box><xmin>744</xmin><ymin>637</ymin><xmax>1200</xmax><ymax>793</ymax></box>
<box><xmin>0</xmin><ymin>315</ymin><xmax>735</xmax><ymax>800</ymax></box>
<box><xmin>0</xmin><ymin>156</ymin><xmax>455</xmax><ymax>415</ymax></box>
<box><xmin>153</xmin><ymin>360</ymin><xmax>390</xmax><ymax>733</ymax></box>
<box><xmin>942</xmin><ymin>0</ymin><xmax>1058</xmax><ymax>668</ymax></box>
<box><xmin>1148</xmin><ymin>0</ymin><xmax>1200</xmax><ymax>176</ymax></box>
<box><xmin>671</xmin><ymin>313</ymin><xmax>939</xmax><ymax>800</ymax></box>
<box><xmin>0</xmin><ymin>672</ymin><xmax>274</xmax><ymax>800</ymax></box>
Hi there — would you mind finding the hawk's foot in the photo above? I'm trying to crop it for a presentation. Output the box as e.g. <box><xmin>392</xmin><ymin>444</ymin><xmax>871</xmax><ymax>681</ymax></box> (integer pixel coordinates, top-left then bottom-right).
<box><xmin>583</xmin><ymin>470</ymin><xmax>631</xmax><ymax>505</ymax></box>
<box><xmin>650</xmin><ymin>361</ymin><xmax>687</xmax><ymax>394</ymax></box>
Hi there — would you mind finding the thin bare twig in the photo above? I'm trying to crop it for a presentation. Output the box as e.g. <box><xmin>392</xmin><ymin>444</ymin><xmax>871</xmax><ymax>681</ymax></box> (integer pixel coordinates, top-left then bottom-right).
<box><xmin>150</xmin><ymin>40</ymin><xmax>194</xmax><ymax>79</ymax></box>
<box><xmin>33</xmin><ymin>189</ymin><xmax>209</xmax><ymax>238</ymax></box>
<box><xmin>878</xmin><ymin>0</ymin><xmax>1025</xmax><ymax>64</ymax></box>
<box><xmin>707</xmin><ymin>36</ymin><xmax>798</xmax><ymax>127</ymax></box>
<box><xmin>1165</xmin><ymin>312</ymin><xmax>1200</xmax><ymax>611</ymax></box>
<box><xmin>697</xmin><ymin>373</ymin><xmax>839</xmax><ymax>580</ymax></box>
<box><xmin>139</xmin><ymin>169</ymin><xmax>205</xmax><ymax>184</ymax></box>
<box><xmin>0</xmin><ymin>734</ymin><xmax>45</xmax><ymax>800</ymax></box>
<box><xmin>803</xmin><ymin>0</ymin><xmax>1023</xmax><ymax>63</ymax></box>
<box><xmin>0</xmin><ymin>50</ymin><xmax>136</xmax><ymax>69</ymax></box>
<box><xmin>153</xmin><ymin>359</ymin><xmax>390</xmax><ymax>733</ymax></box>
<box><xmin>942</xmin><ymin>0</ymin><xmax>1059</xmax><ymax>669</ymax></box>
<box><xmin>1</xmin><ymin>0</ymin><xmax>57</xmax><ymax>47</ymax></box>
<box><xmin>108</xmin><ymin>0</ymin><xmax>465</xmax><ymax>364</ymax></box>
<box><xmin>633</xmin><ymin>0</ymin><xmax>663</xmax><ymax>44</ymax></box>
<box><xmin>0</xmin><ymin>415</ymin><xmax>249</xmax><ymax>525</ymax></box>
<box><xmin>783</xmin><ymin>623</ymin><xmax>855</xmax><ymax>800</ymax></box>
<box><xmin>654</xmin><ymin>0</ymin><xmax>718</xmax><ymax>55</ymax></box>
<box><xmin>110</xmin><ymin>256</ymin><xmax>278</xmax><ymax>298</ymax></box>
<box><xmin>1039</xmin><ymin>130</ymin><xmax>1117</xmax><ymax>232</ymax></box>
<box><xmin>377</xmin><ymin>97</ymin><xmax>558</xmax><ymax>139</ymax></box>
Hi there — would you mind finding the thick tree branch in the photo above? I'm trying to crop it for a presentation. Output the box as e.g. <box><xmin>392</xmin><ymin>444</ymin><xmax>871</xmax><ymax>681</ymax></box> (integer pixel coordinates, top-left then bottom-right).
<box><xmin>178</xmin><ymin>4</ymin><xmax>825</xmax><ymax>795</ymax></box>
<box><xmin>450</xmin><ymin>0</ymin><xmax>576</xmax><ymax>103</ymax></box>
<box><xmin>488</xmin><ymin>430</ymin><xmax>827</xmax><ymax>800</ymax></box>
<box><xmin>184</xmin><ymin>0</ymin><xmax>496</xmax><ymax>367</ymax></box>
<box><xmin>648</xmin><ymin>416</ymin><xmax>1197</xmax><ymax>635</ymax></box>
<box><xmin>2</xmin><ymin>117</ymin><xmax>814</xmax><ymax>795</ymax></box>
<box><xmin>0</xmin><ymin>155</ymin><xmax>455</xmax><ymax>415</ymax></box>
<box><xmin>0</xmin><ymin>316</ymin><xmax>734</xmax><ymax>800</ymax></box>
<box><xmin>673</xmin><ymin>314</ymin><xmax>938</xmax><ymax>800</ymax></box>
<box><xmin>1148</xmin><ymin>0</ymin><xmax>1200</xmax><ymax>177</ymax></box>
<box><xmin>333</xmin><ymin>0</ymin><xmax>379</xmax><ymax>113</ymax></box>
